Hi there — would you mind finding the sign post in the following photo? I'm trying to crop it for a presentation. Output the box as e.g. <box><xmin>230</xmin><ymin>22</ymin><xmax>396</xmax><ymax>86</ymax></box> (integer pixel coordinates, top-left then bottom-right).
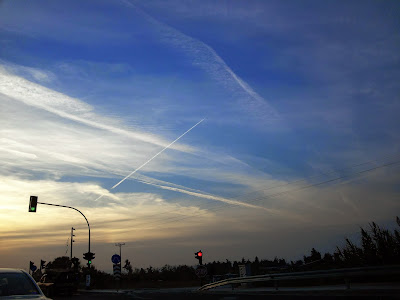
<box><xmin>86</xmin><ymin>274</ymin><xmax>90</xmax><ymax>289</ymax></box>
<box><xmin>238</xmin><ymin>264</ymin><xmax>251</xmax><ymax>287</ymax></box>
<box><xmin>113</xmin><ymin>264</ymin><xmax>121</xmax><ymax>280</ymax></box>
<box><xmin>195</xmin><ymin>265</ymin><xmax>207</xmax><ymax>286</ymax></box>
<box><xmin>111</xmin><ymin>254</ymin><xmax>121</xmax><ymax>289</ymax></box>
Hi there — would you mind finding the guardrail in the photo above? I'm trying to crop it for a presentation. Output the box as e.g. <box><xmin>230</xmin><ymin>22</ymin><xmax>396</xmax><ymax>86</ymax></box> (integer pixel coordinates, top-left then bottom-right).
<box><xmin>198</xmin><ymin>265</ymin><xmax>400</xmax><ymax>291</ymax></box>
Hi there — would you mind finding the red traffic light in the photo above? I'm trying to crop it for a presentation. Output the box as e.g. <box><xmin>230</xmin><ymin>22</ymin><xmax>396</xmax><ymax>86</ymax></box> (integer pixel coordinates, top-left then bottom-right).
<box><xmin>195</xmin><ymin>250</ymin><xmax>203</xmax><ymax>265</ymax></box>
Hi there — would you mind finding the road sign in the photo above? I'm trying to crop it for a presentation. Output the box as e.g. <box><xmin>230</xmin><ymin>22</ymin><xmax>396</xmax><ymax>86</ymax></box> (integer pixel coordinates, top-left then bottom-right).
<box><xmin>239</xmin><ymin>264</ymin><xmax>246</xmax><ymax>277</ymax></box>
<box><xmin>195</xmin><ymin>265</ymin><xmax>207</xmax><ymax>278</ymax></box>
<box><xmin>239</xmin><ymin>264</ymin><xmax>252</xmax><ymax>277</ymax></box>
<box><xmin>113</xmin><ymin>263</ymin><xmax>121</xmax><ymax>280</ymax></box>
<box><xmin>86</xmin><ymin>275</ymin><xmax>91</xmax><ymax>287</ymax></box>
<box><xmin>111</xmin><ymin>254</ymin><xmax>121</xmax><ymax>264</ymax></box>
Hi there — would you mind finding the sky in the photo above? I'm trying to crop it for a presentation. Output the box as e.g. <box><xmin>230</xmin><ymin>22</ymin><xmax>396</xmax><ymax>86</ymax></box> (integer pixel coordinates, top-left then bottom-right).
<box><xmin>1</xmin><ymin>0</ymin><xmax>400</xmax><ymax>273</ymax></box>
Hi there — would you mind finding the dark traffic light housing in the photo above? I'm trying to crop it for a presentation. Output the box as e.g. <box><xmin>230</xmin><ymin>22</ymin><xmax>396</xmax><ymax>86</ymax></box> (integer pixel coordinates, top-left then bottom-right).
<box><xmin>29</xmin><ymin>196</ymin><xmax>38</xmax><ymax>212</ymax></box>
<box><xmin>40</xmin><ymin>260</ymin><xmax>46</xmax><ymax>270</ymax></box>
<box><xmin>71</xmin><ymin>257</ymin><xmax>80</xmax><ymax>269</ymax></box>
<box><xmin>30</xmin><ymin>261</ymin><xmax>37</xmax><ymax>272</ymax></box>
<box><xmin>195</xmin><ymin>250</ymin><xmax>203</xmax><ymax>265</ymax></box>
<box><xmin>83</xmin><ymin>252</ymin><xmax>95</xmax><ymax>264</ymax></box>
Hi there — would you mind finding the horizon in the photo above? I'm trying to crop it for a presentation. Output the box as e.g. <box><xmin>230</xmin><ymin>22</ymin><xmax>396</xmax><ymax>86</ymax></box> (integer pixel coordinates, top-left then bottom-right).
<box><xmin>1</xmin><ymin>0</ymin><xmax>400</xmax><ymax>273</ymax></box>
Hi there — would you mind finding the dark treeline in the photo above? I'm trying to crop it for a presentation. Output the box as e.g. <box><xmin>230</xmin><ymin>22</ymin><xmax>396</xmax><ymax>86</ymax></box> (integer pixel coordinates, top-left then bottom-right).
<box><xmin>187</xmin><ymin>216</ymin><xmax>399</xmax><ymax>277</ymax></box>
<box><xmin>36</xmin><ymin>217</ymin><xmax>400</xmax><ymax>287</ymax></box>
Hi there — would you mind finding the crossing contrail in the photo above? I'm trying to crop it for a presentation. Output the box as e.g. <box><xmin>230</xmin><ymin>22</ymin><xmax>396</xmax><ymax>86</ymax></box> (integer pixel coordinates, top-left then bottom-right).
<box><xmin>95</xmin><ymin>118</ymin><xmax>205</xmax><ymax>200</ymax></box>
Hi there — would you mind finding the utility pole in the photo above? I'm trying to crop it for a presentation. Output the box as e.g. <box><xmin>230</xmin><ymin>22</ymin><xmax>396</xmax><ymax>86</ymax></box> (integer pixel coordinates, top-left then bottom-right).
<box><xmin>115</xmin><ymin>243</ymin><xmax>125</xmax><ymax>270</ymax></box>
<box><xmin>70</xmin><ymin>227</ymin><xmax>75</xmax><ymax>260</ymax></box>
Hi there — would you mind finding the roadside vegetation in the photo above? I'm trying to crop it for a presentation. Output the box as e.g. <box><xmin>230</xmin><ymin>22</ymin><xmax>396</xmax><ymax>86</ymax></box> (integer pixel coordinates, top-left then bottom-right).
<box><xmin>32</xmin><ymin>217</ymin><xmax>400</xmax><ymax>289</ymax></box>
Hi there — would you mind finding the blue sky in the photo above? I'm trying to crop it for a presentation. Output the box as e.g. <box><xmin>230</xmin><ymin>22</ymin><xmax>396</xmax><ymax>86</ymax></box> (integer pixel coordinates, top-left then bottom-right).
<box><xmin>1</xmin><ymin>0</ymin><xmax>400</xmax><ymax>272</ymax></box>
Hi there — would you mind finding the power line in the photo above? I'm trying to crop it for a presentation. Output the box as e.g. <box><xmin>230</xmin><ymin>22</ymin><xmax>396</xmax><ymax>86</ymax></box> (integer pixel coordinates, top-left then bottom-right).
<box><xmin>120</xmin><ymin>153</ymin><xmax>400</xmax><ymax>229</ymax></box>
<box><xmin>133</xmin><ymin>158</ymin><xmax>400</xmax><ymax>230</ymax></box>
<box><xmin>118</xmin><ymin>157</ymin><xmax>379</xmax><ymax>223</ymax></box>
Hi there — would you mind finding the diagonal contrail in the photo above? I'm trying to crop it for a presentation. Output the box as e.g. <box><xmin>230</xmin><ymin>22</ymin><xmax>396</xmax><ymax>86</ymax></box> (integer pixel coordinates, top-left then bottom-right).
<box><xmin>95</xmin><ymin>118</ymin><xmax>205</xmax><ymax>200</ymax></box>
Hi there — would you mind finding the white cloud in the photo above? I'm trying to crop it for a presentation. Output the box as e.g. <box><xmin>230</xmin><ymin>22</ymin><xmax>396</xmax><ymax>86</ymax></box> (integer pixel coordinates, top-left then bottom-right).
<box><xmin>0</xmin><ymin>60</ymin><xmax>56</xmax><ymax>84</ymax></box>
<box><xmin>0</xmin><ymin>175</ymin><xmax>215</xmax><ymax>246</ymax></box>
<box><xmin>0</xmin><ymin>66</ymin><xmax>194</xmax><ymax>153</ymax></box>
<box><xmin>0</xmin><ymin>65</ymin><xmax>290</xmax><ymax>212</ymax></box>
<box><xmin>0</xmin><ymin>145</ymin><xmax>38</xmax><ymax>159</ymax></box>
<box><xmin>1</xmin><ymin>164</ymin><xmax>399</xmax><ymax>270</ymax></box>
<box><xmin>133</xmin><ymin>176</ymin><xmax>272</xmax><ymax>211</ymax></box>
<box><xmin>123</xmin><ymin>1</ymin><xmax>281</xmax><ymax>126</ymax></box>
<box><xmin>0</xmin><ymin>65</ymin><xmax>274</xmax><ymax>218</ymax></box>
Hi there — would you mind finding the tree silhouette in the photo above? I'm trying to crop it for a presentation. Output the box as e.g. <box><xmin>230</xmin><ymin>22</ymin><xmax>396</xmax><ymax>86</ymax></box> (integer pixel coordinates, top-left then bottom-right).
<box><xmin>45</xmin><ymin>256</ymin><xmax>72</xmax><ymax>269</ymax></box>
<box><xmin>31</xmin><ymin>217</ymin><xmax>400</xmax><ymax>288</ymax></box>
<box><xmin>123</xmin><ymin>259</ymin><xmax>133</xmax><ymax>275</ymax></box>
<box><xmin>335</xmin><ymin>217</ymin><xmax>400</xmax><ymax>266</ymax></box>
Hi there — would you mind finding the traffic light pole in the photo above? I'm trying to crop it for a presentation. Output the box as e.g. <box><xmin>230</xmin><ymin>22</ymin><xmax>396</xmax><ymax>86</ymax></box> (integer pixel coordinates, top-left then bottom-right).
<box><xmin>37</xmin><ymin>202</ymin><xmax>91</xmax><ymax>266</ymax></box>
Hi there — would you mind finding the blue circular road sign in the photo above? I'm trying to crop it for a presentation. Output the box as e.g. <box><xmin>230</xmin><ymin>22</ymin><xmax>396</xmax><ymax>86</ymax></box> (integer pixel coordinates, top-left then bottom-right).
<box><xmin>111</xmin><ymin>254</ymin><xmax>121</xmax><ymax>264</ymax></box>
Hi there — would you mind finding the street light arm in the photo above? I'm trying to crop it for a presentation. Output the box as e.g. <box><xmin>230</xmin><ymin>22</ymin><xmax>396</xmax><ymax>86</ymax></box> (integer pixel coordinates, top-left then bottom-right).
<box><xmin>37</xmin><ymin>202</ymin><xmax>91</xmax><ymax>252</ymax></box>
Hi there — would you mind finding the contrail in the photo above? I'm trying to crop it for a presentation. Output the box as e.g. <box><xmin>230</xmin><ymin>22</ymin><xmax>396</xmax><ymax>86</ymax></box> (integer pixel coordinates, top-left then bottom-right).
<box><xmin>122</xmin><ymin>3</ymin><xmax>278</xmax><ymax>120</ymax></box>
<box><xmin>134</xmin><ymin>177</ymin><xmax>273</xmax><ymax>211</ymax></box>
<box><xmin>95</xmin><ymin>118</ymin><xmax>205</xmax><ymax>200</ymax></box>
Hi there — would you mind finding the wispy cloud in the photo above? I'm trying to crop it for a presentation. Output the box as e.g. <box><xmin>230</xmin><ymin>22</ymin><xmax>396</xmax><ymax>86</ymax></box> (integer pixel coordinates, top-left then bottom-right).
<box><xmin>0</xmin><ymin>60</ymin><xmax>56</xmax><ymax>84</ymax></box>
<box><xmin>0</xmin><ymin>64</ymin><xmax>272</xmax><ymax>213</ymax></box>
<box><xmin>2</xmin><ymin>0</ymin><xmax>399</xmax><ymax>272</ymax></box>
<box><xmin>1</xmin><ymin>63</ymin><xmax>289</xmax><ymax>211</ymax></box>
<box><xmin>0</xmin><ymin>175</ymin><xmax>216</xmax><ymax>253</ymax></box>
<box><xmin>0</xmin><ymin>66</ymin><xmax>194</xmax><ymax>153</ymax></box>
<box><xmin>122</xmin><ymin>0</ymin><xmax>280</xmax><ymax>126</ymax></box>
<box><xmin>134</xmin><ymin>176</ymin><xmax>271</xmax><ymax>211</ymax></box>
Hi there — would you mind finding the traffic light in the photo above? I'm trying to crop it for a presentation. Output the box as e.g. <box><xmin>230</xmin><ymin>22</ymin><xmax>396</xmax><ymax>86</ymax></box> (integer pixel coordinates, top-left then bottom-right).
<box><xmin>83</xmin><ymin>252</ymin><xmax>95</xmax><ymax>264</ymax></box>
<box><xmin>29</xmin><ymin>196</ymin><xmax>38</xmax><ymax>213</ymax></box>
<box><xmin>71</xmin><ymin>257</ymin><xmax>79</xmax><ymax>268</ymax></box>
<box><xmin>195</xmin><ymin>250</ymin><xmax>203</xmax><ymax>265</ymax></box>
<box><xmin>40</xmin><ymin>260</ymin><xmax>46</xmax><ymax>270</ymax></box>
<box><xmin>30</xmin><ymin>261</ymin><xmax>37</xmax><ymax>272</ymax></box>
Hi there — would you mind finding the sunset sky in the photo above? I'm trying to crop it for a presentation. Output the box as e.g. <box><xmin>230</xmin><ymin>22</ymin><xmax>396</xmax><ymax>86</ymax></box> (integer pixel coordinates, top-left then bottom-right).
<box><xmin>1</xmin><ymin>0</ymin><xmax>400</xmax><ymax>273</ymax></box>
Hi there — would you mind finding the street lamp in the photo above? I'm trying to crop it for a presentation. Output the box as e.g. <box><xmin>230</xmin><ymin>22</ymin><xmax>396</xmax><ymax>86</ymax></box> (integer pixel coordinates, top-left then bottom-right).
<box><xmin>115</xmin><ymin>243</ymin><xmax>125</xmax><ymax>270</ymax></box>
